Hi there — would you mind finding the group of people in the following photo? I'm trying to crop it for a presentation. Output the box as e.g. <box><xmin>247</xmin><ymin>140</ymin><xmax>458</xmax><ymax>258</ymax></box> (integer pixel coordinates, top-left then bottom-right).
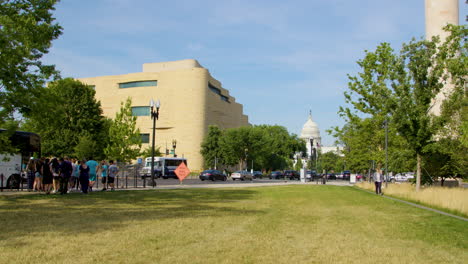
<box><xmin>26</xmin><ymin>157</ymin><xmax>119</xmax><ymax>195</ymax></box>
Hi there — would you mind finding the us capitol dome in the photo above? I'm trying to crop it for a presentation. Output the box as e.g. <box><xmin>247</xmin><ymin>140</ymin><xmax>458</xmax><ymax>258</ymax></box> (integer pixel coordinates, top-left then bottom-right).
<box><xmin>300</xmin><ymin>112</ymin><xmax>321</xmax><ymax>158</ymax></box>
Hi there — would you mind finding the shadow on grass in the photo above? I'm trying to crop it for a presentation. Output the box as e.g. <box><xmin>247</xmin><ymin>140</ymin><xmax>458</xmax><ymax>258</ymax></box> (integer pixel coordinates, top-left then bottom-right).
<box><xmin>0</xmin><ymin>188</ymin><xmax>261</xmax><ymax>243</ymax></box>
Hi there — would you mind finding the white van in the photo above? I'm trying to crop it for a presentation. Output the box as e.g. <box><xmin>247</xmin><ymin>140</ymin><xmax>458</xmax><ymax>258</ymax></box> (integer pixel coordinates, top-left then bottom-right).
<box><xmin>139</xmin><ymin>157</ymin><xmax>187</xmax><ymax>179</ymax></box>
<box><xmin>0</xmin><ymin>153</ymin><xmax>25</xmax><ymax>188</ymax></box>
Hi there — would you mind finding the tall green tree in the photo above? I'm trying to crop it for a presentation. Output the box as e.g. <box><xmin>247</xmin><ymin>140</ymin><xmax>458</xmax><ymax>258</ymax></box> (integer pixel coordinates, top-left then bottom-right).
<box><xmin>200</xmin><ymin>125</ymin><xmax>306</xmax><ymax>171</ymax></box>
<box><xmin>320</xmin><ymin>152</ymin><xmax>342</xmax><ymax>173</ymax></box>
<box><xmin>390</xmin><ymin>37</ymin><xmax>447</xmax><ymax>190</ymax></box>
<box><xmin>200</xmin><ymin>125</ymin><xmax>224</xmax><ymax>169</ymax></box>
<box><xmin>23</xmin><ymin>78</ymin><xmax>106</xmax><ymax>157</ymax></box>
<box><xmin>105</xmin><ymin>97</ymin><xmax>142</xmax><ymax>162</ymax></box>
<box><xmin>74</xmin><ymin>134</ymin><xmax>98</xmax><ymax>160</ymax></box>
<box><xmin>0</xmin><ymin>0</ymin><xmax>62</xmax><ymax>152</ymax></box>
<box><xmin>218</xmin><ymin>126</ymin><xmax>261</xmax><ymax>170</ymax></box>
<box><xmin>331</xmin><ymin>117</ymin><xmax>415</xmax><ymax>174</ymax></box>
<box><xmin>338</xmin><ymin>42</ymin><xmax>399</xmax><ymax>173</ymax></box>
<box><xmin>140</xmin><ymin>146</ymin><xmax>162</xmax><ymax>159</ymax></box>
<box><xmin>424</xmin><ymin>25</ymin><xmax>468</xmax><ymax>181</ymax></box>
<box><xmin>253</xmin><ymin>125</ymin><xmax>301</xmax><ymax>171</ymax></box>
<box><xmin>341</xmin><ymin>25</ymin><xmax>466</xmax><ymax>191</ymax></box>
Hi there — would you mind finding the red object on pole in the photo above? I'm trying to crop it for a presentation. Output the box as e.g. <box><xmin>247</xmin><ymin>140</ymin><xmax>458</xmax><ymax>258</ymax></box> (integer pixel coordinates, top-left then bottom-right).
<box><xmin>175</xmin><ymin>162</ymin><xmax>190</xmax><ymax>183</ymax></box>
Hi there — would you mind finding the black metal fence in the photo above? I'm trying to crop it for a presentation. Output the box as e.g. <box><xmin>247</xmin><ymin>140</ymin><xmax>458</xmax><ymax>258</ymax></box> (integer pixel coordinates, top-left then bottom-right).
<box><xmin>0</xmin><ymin>164</ymin><xmax>166</xmax><ymax>193</ymax></box>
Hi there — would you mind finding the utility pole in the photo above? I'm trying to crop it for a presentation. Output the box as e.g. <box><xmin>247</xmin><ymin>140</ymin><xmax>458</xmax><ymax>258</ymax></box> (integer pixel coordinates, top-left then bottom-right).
<box><xmin>385</xmin><ymin>119</ymin><xmax>389</xmax><ymax>188</ymax></box>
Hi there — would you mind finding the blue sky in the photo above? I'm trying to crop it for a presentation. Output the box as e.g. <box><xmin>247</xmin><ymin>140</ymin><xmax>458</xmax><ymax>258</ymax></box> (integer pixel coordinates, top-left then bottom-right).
<box><xmin>43</xmin><ymin>0</ymin><xmax>467</xmax><ymax>146</ymax></box>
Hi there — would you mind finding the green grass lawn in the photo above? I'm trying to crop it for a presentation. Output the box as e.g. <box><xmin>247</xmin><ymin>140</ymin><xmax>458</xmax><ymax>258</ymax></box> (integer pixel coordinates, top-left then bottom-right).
<box><xmin>0</xmin><ymin>185</ymin><xmax>466</xmax><ymax>264</ymax></box>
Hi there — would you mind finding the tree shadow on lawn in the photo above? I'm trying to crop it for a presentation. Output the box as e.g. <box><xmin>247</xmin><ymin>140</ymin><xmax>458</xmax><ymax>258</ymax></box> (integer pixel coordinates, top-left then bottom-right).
<box><xmin>0</xmin><ymin>188</ymin><xmax>262</xmax><ymax>243</ymax></box>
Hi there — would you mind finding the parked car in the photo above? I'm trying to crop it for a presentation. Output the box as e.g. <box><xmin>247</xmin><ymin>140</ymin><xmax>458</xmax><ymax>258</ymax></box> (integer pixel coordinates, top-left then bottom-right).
<box><xmin>231</xmin><ymin>170</ymin><xmax>253</xmax><ymax>181</ymax></box>
<box><xmin>343</xmin><ymin>170</ymin><xmax>351</xmax><ymax>181</ymax></box>
<box><xmin>284</xmin><ymin>170</ymin><xmax>300</xmax><ymax>180</ymax></box>
<box><xmin>269</xmin><ymin>171</ymin><xmax>283</xmax><ymax>179</ymax></box>
<box><xmin>252</xmin><ymin>171</ymin><xmax>263</xmax><ymax>179</ymax></box>
<box><xmin>199</xmin><ymin>170</ymin><xmax>227</xmax><ymax>181</ymax></box>
<box><xmin>327</xmin><ymin>173</ymin><xmax>336</xmax><ymax>180</ymax></box>
<box><xmin>306</xmin><ymin>170</ymin><xmax>317</xmax><ymax>181</ymax></box>
<box><xmin>389</xmin><ymin>172</ymin><xmax>414</xmax><ymax>183</ymax></box>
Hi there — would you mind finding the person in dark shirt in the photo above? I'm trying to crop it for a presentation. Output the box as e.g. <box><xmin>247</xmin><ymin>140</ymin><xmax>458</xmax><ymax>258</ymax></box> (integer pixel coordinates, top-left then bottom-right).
<box><xmin>59</xmin><ymin>157</ymin><xmax>73</xmax><ymax>195</ymax></box>
<box><xmin>50</xmin><ymin>158</ymin><xmax>60</xmax><ymax>194</ymax></box>
<box><xmin>42</xmin><ymin>158</ymin><xmax>53</xmax><ymax>195</ymax></box>
<box><xmin>79</xmin><ymin>160</ymin><xmax>90</xmax><ymax>194</ymax></box>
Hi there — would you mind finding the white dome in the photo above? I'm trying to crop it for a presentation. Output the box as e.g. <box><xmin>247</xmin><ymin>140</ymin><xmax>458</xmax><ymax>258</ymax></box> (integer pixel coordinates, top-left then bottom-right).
<box><xmin>300</xmin><ymin>113</ymin><xmax>321</xmax><ymax>139</ymax></box>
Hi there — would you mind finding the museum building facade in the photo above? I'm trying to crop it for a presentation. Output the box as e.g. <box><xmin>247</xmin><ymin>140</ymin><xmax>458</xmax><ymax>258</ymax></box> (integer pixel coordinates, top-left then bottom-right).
<box><xmin>79</xmin><ymin>59</ymin><xmax>249</xmax><ymax>171</ymax></box>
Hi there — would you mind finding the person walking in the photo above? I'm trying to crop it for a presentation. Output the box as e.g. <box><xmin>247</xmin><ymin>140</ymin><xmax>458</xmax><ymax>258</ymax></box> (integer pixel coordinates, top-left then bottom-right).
<box><xmin>59</xmin><ymin>157</ymin><xmax>73</xmax><ymax>195</ymax></box>
<box><xmin>374</xmin><ymin>168</ymin><xmax>383</xmax><ymax>195</ymax></box>
<box><xmin>26</xmin><ymin>157</ymin><xmax>36</xmax><ymax>191</ymax></box>
<box><xmin>79</xmin><ymin>160</ymin><xmax>90</xmax><ymax>194</ymax></box>
<box><xmin>75</xmin><ymin>159</ymin><xmax>81</xmax><ymax>191</ymax></box>
<box><xmin>69</xmin><ymin>158</ymin><xmax>77</xmax><ymax>191</ymax></box>
<box><xmin>33</xmin><ymin>158</ymin><xmax>43</xmax><ymax>191</ymax></box>
<box><xmin>50</xmin><ymin>158</ymin><xmax>60</xmax><ymax>194</ymax></box>
<box><xmin>108</xmin><ymin>160</ymin><xmax>119</xmax><ymax>191</ymax></box>
<box><xmin>42</xmin><ymin>158</ymin><xmax>53</xmax><ymax>194</ymax></box>
<box><xmin>86</xmin><ymin>157</ymin><xmax>99</xmax><ymax>192</ymax></box>
<box><xmin>99</xmin><ymin>160</ymin><xmax>109</xmax><ymax>191</ymax></box>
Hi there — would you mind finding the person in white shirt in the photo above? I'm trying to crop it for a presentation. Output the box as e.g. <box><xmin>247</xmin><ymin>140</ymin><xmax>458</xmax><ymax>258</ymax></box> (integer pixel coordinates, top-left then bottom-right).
<box><xmin>373</xmin><ymin>168</ymin><xmax>383</xmax><ymax>195</ymax></box>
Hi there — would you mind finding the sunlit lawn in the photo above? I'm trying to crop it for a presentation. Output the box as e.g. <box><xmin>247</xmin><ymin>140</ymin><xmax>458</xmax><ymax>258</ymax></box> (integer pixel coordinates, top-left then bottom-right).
<box><xmin>0</xmin><ymin>185</ymin><xmax>466</xmax><ymax>264</ymax></box>
<box><xmin>356</xmin><ymin>181</ymin><xmax>468</xmax><ymax>217</ymax></box>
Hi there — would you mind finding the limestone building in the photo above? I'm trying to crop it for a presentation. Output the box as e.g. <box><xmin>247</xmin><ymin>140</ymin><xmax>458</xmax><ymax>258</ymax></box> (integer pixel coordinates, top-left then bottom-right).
<box><xmin>79</xmin><ymin>59</ymin><xmax>249</xmax><ymax>171</ymax></box>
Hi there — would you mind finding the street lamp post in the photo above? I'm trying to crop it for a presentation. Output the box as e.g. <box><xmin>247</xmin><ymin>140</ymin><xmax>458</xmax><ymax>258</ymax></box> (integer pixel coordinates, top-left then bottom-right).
<box><xmin>309</xmin><ymin>137</ymin><xmax>319</xmax><ymax>173</ymax></box>
<box><xmin>244</xmin><ymin>148</ymin><xmax>248</xmax><ymax>171</ymax></box>
<box><xmin>384</xmin><ymin>119</ymin><xmax>389</xmax><ymax>188</ymax></box>
<box><xmin>172</xmin><ymin>139</ymin><xmax>177</xmax><ymax>157</ymax></box>
<box><xmin>150</xmin><ymin>99</ymin><xmax>160</xmax><ymax>188</ymax></box>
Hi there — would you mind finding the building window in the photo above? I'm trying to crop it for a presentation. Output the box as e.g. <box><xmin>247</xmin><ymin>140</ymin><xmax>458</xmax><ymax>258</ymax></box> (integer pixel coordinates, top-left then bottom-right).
<box><xmin>208</xmin><ymin>83</ymin><xmax>230</xmax><ymax>103</ymax></box>
<box><xmin>209</xmin><ymin>83</ymin><xmax>221</xmax><ymax>95</ymax></box>
<box><xmin>119</xmin><ymin>80</ymin><xmax>157</xmax><ymax>89</ymax></box>
<box><xmin>131</xmin><ymin>106</ymin><xmax>150</xmax><ymax>116</ymax></box>
<box><xmin>141</xmin><ymin>133</ymin><xmax>150</xmax><ymax>143</ymax></box>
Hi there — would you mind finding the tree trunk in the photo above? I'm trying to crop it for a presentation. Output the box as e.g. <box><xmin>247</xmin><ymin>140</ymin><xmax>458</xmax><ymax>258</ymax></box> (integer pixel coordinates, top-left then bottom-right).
<box><xmin>416</xmin><ymin>153</ymin><xmax>421</xmax><ymax>192</ymax></box>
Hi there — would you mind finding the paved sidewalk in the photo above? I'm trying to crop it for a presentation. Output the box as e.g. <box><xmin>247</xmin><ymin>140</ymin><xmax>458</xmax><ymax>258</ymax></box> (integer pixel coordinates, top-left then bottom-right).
<box><xmin>147</xmin><ymin>180</ymin><xmax>352</xmax><ymax>190</ymax></box>
<box><xmin>0</xmin><ymin>180</ymin><xmax>352</xmax><ymax>195</ymax></box>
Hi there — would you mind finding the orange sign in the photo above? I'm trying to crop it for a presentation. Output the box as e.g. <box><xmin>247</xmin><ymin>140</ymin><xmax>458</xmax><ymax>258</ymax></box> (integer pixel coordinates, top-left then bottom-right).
<box><xmin>175</xmin><ymin>162</ymin><xmax>190</xmax><ymax>182</ymax></box>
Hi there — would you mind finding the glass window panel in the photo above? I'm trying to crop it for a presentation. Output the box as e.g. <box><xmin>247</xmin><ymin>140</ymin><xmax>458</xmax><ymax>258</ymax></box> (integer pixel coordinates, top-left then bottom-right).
<box><xmin>141</xmin><ymin>134</ymin><xmax>150</xmax><ymax>143</ymax></box>
<box><xmin>119</xmin><ymin>80</ymin><xmax>157</xmax><ymax>88</ymax></box>
<box><xmin>208</xmin><ymin>83</ymin><xmax>230</xmax><ymax>103</ymax></box>
<box><xmin>131</xmin><ymin>106</ymin><xmax>150</xmax><ymax>116</ymax></box>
